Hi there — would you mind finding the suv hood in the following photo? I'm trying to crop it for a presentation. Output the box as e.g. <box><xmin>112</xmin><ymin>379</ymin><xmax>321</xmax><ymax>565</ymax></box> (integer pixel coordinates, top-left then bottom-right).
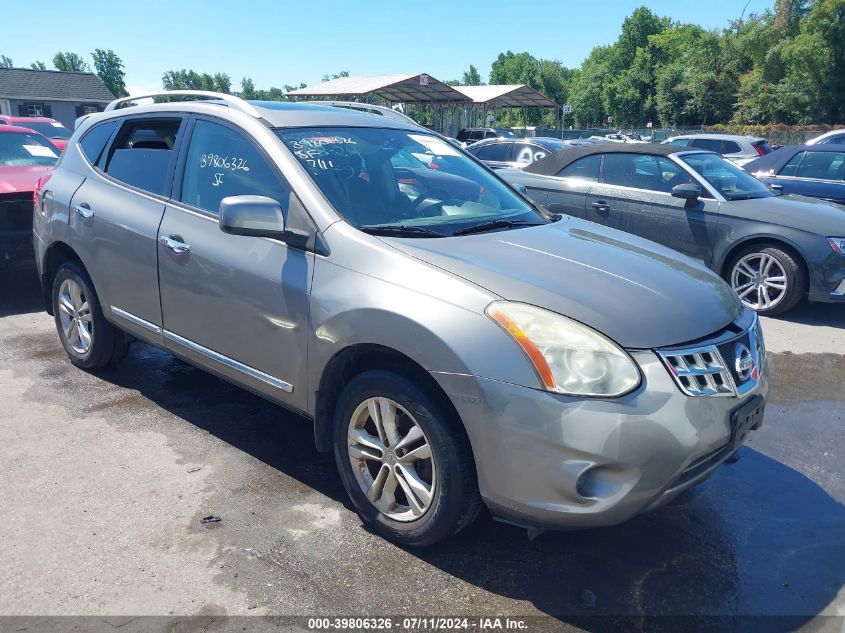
<box><xmin>388</xmin><ymin>217</ymin><xmax>740</xmax><ymax>349</ymax></box>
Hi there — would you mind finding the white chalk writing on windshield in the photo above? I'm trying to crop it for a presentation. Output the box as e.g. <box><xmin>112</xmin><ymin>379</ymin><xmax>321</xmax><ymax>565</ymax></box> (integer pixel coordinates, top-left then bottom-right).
<box><xmin>199</xmin><ymin>153</ymin><xmax>250</xmax><ymax>172</ymax></box>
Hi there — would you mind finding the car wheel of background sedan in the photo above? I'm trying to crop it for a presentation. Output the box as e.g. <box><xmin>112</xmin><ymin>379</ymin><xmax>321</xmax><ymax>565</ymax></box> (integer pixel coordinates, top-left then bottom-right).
<box><xmin>727</xmin><ymin>244</ymin><xmax>805</xmax><ymax>316</ymax></box>
<box><xmin>52</xmin><ymin>261</ymin><xmax>129</xmax><ymax>369</ymax></box>
<box><xmin>333</xmin><ymin>370</ymin><xmax>482</xmax><ymax>546</ymax></box>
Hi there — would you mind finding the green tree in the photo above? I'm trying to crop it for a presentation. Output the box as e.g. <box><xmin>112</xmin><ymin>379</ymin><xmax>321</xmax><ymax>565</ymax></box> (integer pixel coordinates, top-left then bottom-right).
<box><xmin>53</xmin><ymin>52</ymin><xmax>90</xmax><ymax>72</ymax></box>
<box><xmin>461</xmin><ymin>65</ymin><xmax>483</xmax><ymax>85</ymax></box>
<box><xmin>240</xmin><ymin>77</ymin><xmax>257</xmax><ymax>100</ymax></box>
<box><xmin>0</xmin><ymin>55</ymin><xmax>13</xmax><ymax>68</ymax></box>
<box><xmin>30</xmin><ymin>61</ymin><xmax>47</xmax><ymax>70</ymax></box>
<box><xmin>92</xmin><ymin>49</ymin><xmax>127</xmax><ymax>97</ymax></box>
<box><xmin>321</xmin><ymin>71</ymin><xmax>349</xmax><ymax>82</ymax></box>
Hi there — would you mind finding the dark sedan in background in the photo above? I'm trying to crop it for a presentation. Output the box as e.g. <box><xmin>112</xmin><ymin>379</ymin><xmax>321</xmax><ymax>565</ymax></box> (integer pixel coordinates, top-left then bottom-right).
<box><xmin>500</xmin><ymin>144</ymin><xmax>845</xmax><ymax>316</ymax></box>
<box><xmin>745</xmin><ymin>144</ymin><xmax>845</xmax><ymax>204</ymax></box>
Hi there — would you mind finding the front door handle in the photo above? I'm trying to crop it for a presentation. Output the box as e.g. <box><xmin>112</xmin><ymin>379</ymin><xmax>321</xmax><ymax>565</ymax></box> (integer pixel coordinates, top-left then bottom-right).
<box><xmin>74</xmin><ymin>203</ymin><xmax>94</xmax><ymax>219</ymax></box>
<box><xmin>592</xmin><ymin>200</ymin><xmax>610</xmax><ymax>212</ymax></box>
<box><xmin>159</xmin><ymin>235</ymin><xmax>191</xmax><ymax>254</ymax></box>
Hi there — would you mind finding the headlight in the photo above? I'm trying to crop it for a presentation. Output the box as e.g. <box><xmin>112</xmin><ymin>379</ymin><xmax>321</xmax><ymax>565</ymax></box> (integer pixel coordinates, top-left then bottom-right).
<box><xmin>486</xmin><ymin>301</ymin><xmax>641</xmax><ymax>397</ymax></box>
<box><xmin>828</xmin><ymin>237</ymin><xmax>845</xmax><ymax>255</ymax></box>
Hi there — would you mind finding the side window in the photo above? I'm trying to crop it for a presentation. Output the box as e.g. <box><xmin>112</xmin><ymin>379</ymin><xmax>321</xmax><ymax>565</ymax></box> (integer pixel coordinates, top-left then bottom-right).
<box><xmin>666</xmin><ymin>138</ymin><xmax>689</xmax><ymax>147</ymax></box>
<box><xmin>485</xmin><ymin>131</ymin><xmax>498</xmax><ymax>139</ymax></box>
<box><xmin>820</xmin><ymin>134</ymin><xmax>845</xmax><ymax>145</ymax></box>
<box><xmin>103</xmin><ymin>117</ymin><xmax>181</xmax><ymax>195</ymax></box>
<box><xmin>79</xmin><ymin>120</ymin><xmax>118</xmax><ymax>165</ymax></box>
<box><xmin>557</xmin><ymin>154</ymin><xmax>601</xmax><ymax>181</ymax></box>
<box><xmin>180</xmin><ymin>119</ymin><xmax>291</xmax><ymax>216</ymax></box>
<box><xmin>780</xmin><ymin>152</ymin><xmax>805</xmax><ymax>177</ymax></box>
<box><xmin>690</xmin><ymin>138</ymin><xmax>724</xmax><ymax>152</ymax></box>
<box><xmin>795</xmin><ymin>151</ymin><xmax>845</xmax><ymax>180</ymax></box>
<box><xmin>722</xmin><ymin>140</ymin><xmax>742</xmax><ymax>154</ymax></box>
<box><xmin>475</xmin><ymin>142</ymin><xmax>510</xmax><ymax>161</ymax></box>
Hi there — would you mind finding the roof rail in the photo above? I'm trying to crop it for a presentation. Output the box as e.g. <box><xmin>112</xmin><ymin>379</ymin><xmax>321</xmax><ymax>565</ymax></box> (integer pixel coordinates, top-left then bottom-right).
<box><xmin>308</xmin><ymin>101</ymin><xmax>418</xmax><ymax>125</ymax></box>
<box><xmin>105</xmin><ymin>90</ymin><xmax>263</xmax><ymax>118</ymax></box>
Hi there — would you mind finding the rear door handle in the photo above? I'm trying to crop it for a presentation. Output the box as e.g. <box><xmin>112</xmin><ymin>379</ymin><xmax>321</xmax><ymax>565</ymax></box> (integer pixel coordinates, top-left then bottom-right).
<box><xmin>592</xmin><ymin>201</ymin><xmax>610</xmax><ymax>212</ymax></box>
<box><xmin>74</xmin><ymin>203</ymin><xmax>94</xmax><ymax>219</ymax></box>
<box><xmin>159</xmin><ymin>235</ymin><xmax>191</xmax><ymax>254</ymax></box>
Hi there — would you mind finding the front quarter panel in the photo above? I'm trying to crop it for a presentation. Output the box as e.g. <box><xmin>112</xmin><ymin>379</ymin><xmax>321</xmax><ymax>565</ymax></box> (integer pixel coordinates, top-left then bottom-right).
<box><xmin>306</xmin><ymin>222</ymin><xmax>543</xmax><ymax>413</ymax></box>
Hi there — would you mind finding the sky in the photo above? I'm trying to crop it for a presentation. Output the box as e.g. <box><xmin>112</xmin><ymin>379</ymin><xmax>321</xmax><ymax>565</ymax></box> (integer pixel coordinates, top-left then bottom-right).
<box><xmin>2</xmin><ymin>0</ymin><xmax>771</xmax><ymax>96</ymax></box>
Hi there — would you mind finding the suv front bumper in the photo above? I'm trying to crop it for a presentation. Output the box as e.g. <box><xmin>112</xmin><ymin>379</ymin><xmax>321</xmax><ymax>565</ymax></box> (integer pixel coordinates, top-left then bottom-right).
<box><xmin>432</xmin><ymin>349</ymin><xmax>768</xmax><ymax>530</ymax></box>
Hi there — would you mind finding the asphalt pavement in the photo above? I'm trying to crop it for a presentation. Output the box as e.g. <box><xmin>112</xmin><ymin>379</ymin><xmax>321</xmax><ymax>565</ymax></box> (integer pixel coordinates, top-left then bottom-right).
<box><xmin>0</xmin><ymin>268</ymin><xmax>843</xmax><ymax>633</ymax></box>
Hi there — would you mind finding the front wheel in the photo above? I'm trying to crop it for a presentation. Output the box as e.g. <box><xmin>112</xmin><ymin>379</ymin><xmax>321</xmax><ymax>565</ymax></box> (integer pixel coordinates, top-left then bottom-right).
<box><xmin>333</xmin><ymin>371</ymin><xmax>482</xmax><ymax>546</ymax></box>
<box><xmin>727</xmin><ymin>244</ymin><xmax>805</xmax><ymax>317</ymax></box>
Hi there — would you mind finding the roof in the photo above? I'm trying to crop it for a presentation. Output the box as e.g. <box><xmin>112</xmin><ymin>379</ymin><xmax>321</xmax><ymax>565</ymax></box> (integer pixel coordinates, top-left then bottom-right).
<box><xmin>451</xmin><ymin>84</ymin><xmax>559</xmax><ymax>108</ymax></box>
<box><xmin>525</xmin><ymin>142</ymin><xmax>707</xmax><ymax>176</ymax></box>
<box><xmin>286</xmin><ymin>73</ymin><xmax>467</xmax><ymax>103</ymax></box>
<box><xmin>0</xmin><ymin>68</ymin><xmax>115</xmax><ymax>103</ymax></box>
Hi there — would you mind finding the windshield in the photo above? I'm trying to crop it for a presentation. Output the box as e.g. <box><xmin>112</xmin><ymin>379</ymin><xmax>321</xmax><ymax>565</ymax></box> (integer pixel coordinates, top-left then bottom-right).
<box><xmin>0</xmin><ymin>132</ymin><xmax>60</xmax><ymax>166</ymax></box>
<box><xmin>20</xmin><ymin>121</ymin><xmax>71</xmax><ymax>139</ymax></box>
<box><xmin>276</xmin><ymin>127</ymin><xmax>549</xmax><ymax>237</ymax></box>
<box><xmin>495</xmin><ymin>129</ymin><xmax>518</xmax><ymax>138</ymax></box>
<box><xmin>680</xmin><ymin>152</ymin><xmax>774</xmax><ymax>200</ymax></box>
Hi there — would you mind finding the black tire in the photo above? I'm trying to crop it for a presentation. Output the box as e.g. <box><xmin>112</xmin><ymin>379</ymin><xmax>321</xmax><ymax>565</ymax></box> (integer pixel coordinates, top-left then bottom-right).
<box><xmin>725</xmin><ymin>244</ymin><xmax>805</xmax><ymax>317</ymax></box>
<box><xmin>333</xmin><ymin>370</ymin><xmax>482</xmax><ymax>546</ymax></box>
<box><xmin>51</xmin><ymin>261</ymin><xmax>129</xmax><ymax>369</ymax></box>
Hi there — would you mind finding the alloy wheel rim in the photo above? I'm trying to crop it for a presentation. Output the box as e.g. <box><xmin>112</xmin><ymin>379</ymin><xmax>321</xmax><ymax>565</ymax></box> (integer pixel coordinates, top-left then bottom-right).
<box><xmin>347</xmin><ymin>397</ymin><xmax>436</xmax><ymax>522</ymax></box>
<box><xmin>731</xmin><ymin>253</ymin><xmax>787</xmax><ymax>311</ymax></box>
<box><xmin>58</xmin><ymin>279</ymin><xmax>93</xmax><ymax>355</ymax></box>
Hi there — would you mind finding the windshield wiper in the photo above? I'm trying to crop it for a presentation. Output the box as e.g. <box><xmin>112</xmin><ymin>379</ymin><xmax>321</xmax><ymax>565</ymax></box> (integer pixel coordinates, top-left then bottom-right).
<box><xmin>360</xmin><ymin>225</ymin><xmax>446</xmax><ymax>238</ymax></box>
<box><xmin>452</xmin><ymin>219</ymin><xmax>545</xmax><ymax>236</ymax></box>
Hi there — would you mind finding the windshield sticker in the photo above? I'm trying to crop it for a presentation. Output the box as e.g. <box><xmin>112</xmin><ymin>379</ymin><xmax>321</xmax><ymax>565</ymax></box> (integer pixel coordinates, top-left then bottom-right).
<box><xmin>51</xmin><ymin>122</ymin><xmax>64</xmax><ymax>127</ymax></box>
<box><xmin>408</xmin><ymin>134</ymin><xmax>460</xmax><ymax>157</ymax></box>
<box><xmin>199</xmin><ymin>153</ymin><xmax>250</xmax><ymax>171</ymax></box>
<box><xmin>22</xmin><ymin>145</ymin><xmax>56</xmax><ymax>157</ymax></box>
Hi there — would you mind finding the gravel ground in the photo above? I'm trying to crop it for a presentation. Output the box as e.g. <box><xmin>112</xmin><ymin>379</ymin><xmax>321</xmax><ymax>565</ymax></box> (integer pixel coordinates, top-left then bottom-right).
<box><xmin>0</xmin><ymin>269</ymin><xmax>843</xmax><ymax>633</ymax></box>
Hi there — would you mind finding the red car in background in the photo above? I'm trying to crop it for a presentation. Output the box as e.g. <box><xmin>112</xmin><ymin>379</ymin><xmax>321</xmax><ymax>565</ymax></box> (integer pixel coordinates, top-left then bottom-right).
<box><xmin>0</xmin><ymin>125</ymin><xmax>60</xmax><ymax>269</ymax></box>
<box><xmin>0</xmin><ymin>116</ymin><xmax>72</xmax><ymax>151</ymax></box>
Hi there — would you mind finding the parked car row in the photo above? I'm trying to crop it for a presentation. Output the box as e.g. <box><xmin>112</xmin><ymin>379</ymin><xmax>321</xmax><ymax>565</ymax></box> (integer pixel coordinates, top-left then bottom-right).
<box><xmin>0</xmin><ymin>115</ymin><xmax>72</xmax><ymax>151</ymax></box>
<box><xmin>32</xmin><ymin>91</ymin><xmax>770</xmax><ymax>547</ymax></box>
<box><xmin>501</xmin><ymin>143</ymin><xmax>845</xmax><ymax>316</ymax></box>
<box><xmin>662</xmin><ymin>133</ymin><xmax>773</xmax><ymax>166</ymax></box>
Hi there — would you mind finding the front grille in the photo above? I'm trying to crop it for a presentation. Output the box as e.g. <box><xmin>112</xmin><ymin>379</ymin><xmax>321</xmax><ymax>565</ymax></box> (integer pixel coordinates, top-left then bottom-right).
<box><xmin>658</xmin><ymin>316</ymin><xmax>764</xmax><ymax>397</ymax></box>
<box><xmin>0</xmin><ymin>193</ymin><xmax>34</xmax><ymax>232</ymax></box>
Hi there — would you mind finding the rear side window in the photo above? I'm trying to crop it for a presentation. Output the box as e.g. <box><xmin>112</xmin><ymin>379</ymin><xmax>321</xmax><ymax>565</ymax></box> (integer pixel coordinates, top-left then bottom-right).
<box><xmin>601</xmin><ymin>153</ymin><xmax>691</xmax><ymax>193</ymax></box>
<box><xmin>474</xmin><ymin>142</ymin><xmax>510</xmax><ymax>161</ymax></box>
<box><xmin>722</xmin><ymin>140</ymin><xmax>742</xmax><ymax>154</ymax></box>
<box><xmin>179</xmin><ymin>119</ymin><xmax>292</xmax><ymax>216</ymax></box>
<box><xmin>104</xmin><ymin>118</ymin><xmax>181</xmax><ymax>195</ymax></box>
<box><xmin>557</xmin><ymin>155</ymin><xmax>601</xmax><ymax>181</ymax></box>
<box><xmin>79</xmin><ymin>120</ymin><xmax>118</xmax><ymax>164</ymax></box>
<box><xmin>666</xmin><ymin>138</ymin><xmax>689</xmax><ymax>146</ymax></box>
<box><xmin>819</xmin><ymin>134</ymin><xmax>845</xmax><ymax>145</ymax></box>
<box><xmin>782</xmin><ymin>151</ymin><xmax>845</xmax><ymax>180</ymax></box>
<box><xmin>690</xmin><ymin>138</ymin><xmax>724</xmax><ymax>152</ymax></box>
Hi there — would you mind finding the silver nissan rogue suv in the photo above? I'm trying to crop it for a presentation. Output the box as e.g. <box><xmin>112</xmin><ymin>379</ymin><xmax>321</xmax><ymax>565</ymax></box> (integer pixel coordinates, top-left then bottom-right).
<box><xmin>33</xmin><ymin>91</ymin><xmax>768</xmax><ymax>546</ymax></box>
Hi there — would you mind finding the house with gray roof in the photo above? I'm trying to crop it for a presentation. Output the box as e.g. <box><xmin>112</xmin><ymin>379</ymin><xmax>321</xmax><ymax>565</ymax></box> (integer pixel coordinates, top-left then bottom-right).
<box><xmin>0</xmin><ymin>68</ymin><xmax>115</xmax><ymax>129</ymax></box>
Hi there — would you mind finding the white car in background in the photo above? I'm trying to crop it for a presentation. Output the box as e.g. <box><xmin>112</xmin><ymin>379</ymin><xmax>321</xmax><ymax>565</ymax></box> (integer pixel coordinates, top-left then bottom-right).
<box><xmin>806</xmin><ymin>129</ymin><xmax>845</xmax><ymax>145</ymax></box>
<box><xmin>661</xmin><ymin>133</ymin><xmax>773</xmax><ymax>166</ymax></box>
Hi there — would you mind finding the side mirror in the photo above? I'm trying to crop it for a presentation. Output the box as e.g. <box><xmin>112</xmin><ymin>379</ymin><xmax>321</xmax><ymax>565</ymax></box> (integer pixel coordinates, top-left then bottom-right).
<box><xmin>671</xmin><ymin>183</ymin><xmax>701</xmax><ymax>201</ymax></box>
<box><xmin>219</xmin><ymin>195</ymin><xmax>286</xmax><ymax>238</ymax></box>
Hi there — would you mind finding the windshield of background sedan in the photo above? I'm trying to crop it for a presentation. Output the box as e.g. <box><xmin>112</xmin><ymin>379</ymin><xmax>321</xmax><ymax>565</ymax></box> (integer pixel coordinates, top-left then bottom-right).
<box><xmin>276</xmin><ymin>127</ymin><xmax>550</xmax><ymax>237</ymax></box>
<box><xmin>681</xmin><ymin>152</ymin><xmax>774</xmax><ymax>200</ymax></box>
<box><xmin>0</xmin><ymin>132</ymin><xmax>60</xmax><ymax>167</ymax></box>
<box><xmin>19</xmin><ymin>121</ymin><xmax>72</xmax><ymax>139</ymax></box>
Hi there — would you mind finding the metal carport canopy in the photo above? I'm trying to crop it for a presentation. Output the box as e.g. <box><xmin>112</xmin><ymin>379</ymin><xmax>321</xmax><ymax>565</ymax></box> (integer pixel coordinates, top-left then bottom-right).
<box><xmin>286</xmin><ymin>73</ymin><xmax>467</xmax><ymax>103</ymax></box>
<box><xmin>450</xmin><ymin>84</ymin><xmax>559</xmax><ymax>108</ymax></box>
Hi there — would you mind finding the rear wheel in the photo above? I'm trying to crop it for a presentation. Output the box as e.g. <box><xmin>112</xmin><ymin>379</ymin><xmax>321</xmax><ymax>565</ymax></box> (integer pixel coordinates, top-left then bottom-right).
<box><xmin>52</xmin><ymin>261</ymin><xmax>129</xmax><ymax>369</ymax></box>
<box><xmin>727</xmin><ymin>244</ymin><xmax>805</xmax><ymax>316</ymax></box>
<box><xmin>333</xmin><ymin>370</ymin><xmax>482</xmax><ymax>546</ymax></box>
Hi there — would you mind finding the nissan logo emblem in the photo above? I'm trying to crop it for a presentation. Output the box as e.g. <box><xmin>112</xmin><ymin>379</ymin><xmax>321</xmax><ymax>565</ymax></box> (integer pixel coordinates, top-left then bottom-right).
<box><xmin>734</xmin><ymin>343</ymin><xmax>754</xmax><ymax>382</ymax></box>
